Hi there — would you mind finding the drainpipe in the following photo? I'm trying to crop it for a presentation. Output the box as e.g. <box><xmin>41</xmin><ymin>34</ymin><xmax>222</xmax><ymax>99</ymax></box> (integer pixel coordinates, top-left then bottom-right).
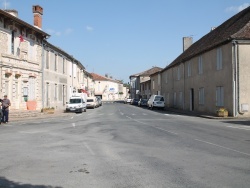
<box><xmin>232</xmin><ymin>40</ymin><xmax>244</xmax><ymax>116</ymax></box>
<box><xmin>41</xmin><ymin>40</ymin><xmax>45</xmax><ymax>109</ymax></box>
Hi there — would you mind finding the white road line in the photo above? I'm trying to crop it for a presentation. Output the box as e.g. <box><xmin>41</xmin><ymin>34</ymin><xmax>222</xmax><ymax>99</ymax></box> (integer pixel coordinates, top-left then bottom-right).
<box><xmin>84</xmin><ymin>142</ymin><xmax>95</xmax><ymax>155</ymax></box>
<box><xmin>126</xmin><ymin>116</ymin><xmax>147</xmax><ymax>124</ymax></box>
<box><xmin>132</xmin><ymin>114</ymin><xmax>136</xmax><ymax>116</ymax></box>
<box><xmin>164</xmin><ymin>114</ymin><xmax>170</xmax><ymax>116</ymax></box>
<box><xmin>154</xmin><ymin>126</ymin><xmax>178</xmax><ymax>135</ymax></box>
<box><xmin>226</xmin><ymin>125</ymin><xmax>250</xmax><ymax>131</ymax></box>
<box><xmin>120</xmin><ymin>112</ymin><xmax>124</xmax><ymax>115</ymax></box>
<box><xmin>195</xmin><ymin>139</ymin><xmax>250</xmax><ymax>157</ymax></box>
<box><xmin>70</xmin><ymin>116</ymin><xmax>74</xmax><ymax>119</ymax></box>
<box><xmin>72</xmin><ymin>123</ymin><xmax>76</xmax><ymax>128</ymax></box>
<box><xmin>142</xmin><ymin>113</ymin><xmax>147</xmax><ymax>115</ymax></box>
<box><xmin>109</xmin><ymin>113</ymin><xmax>114</xmax><ymax>115</ymax></box>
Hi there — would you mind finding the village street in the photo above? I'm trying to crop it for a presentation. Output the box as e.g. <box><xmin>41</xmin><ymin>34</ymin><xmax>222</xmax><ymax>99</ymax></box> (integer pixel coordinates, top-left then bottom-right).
<box><xmin>0</xmin><ymin>103</ymin><xmax>250</xmax><ymax>188</ymax></box>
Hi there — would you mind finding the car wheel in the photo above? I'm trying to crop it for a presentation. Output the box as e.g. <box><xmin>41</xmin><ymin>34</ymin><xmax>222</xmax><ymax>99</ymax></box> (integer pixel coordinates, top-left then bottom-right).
<box><xmin>84</xmin><ymin>108</ymin><xmax>86</xmax><ymax>112</ymax></box>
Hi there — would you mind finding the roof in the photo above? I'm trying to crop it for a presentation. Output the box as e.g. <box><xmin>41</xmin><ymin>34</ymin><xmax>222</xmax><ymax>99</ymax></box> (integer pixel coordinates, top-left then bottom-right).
<box><xmin>163</xmin><ymin>6</ymin><xmax>250</xmax><ymax>71</ymax></box>
<box><xmin>0</xmin><ymin>9</ymin><xmax>50</xmax><ymax>38</ymax></box>
<box><xmin>130</xmin><ymin>66</ymin><xmax>163</xmax><ymax>78</ymax></box>
<box><xmin>91</xmin><ymin>73</ymin><xmax>121</xmax><ymax>83</ymax></box>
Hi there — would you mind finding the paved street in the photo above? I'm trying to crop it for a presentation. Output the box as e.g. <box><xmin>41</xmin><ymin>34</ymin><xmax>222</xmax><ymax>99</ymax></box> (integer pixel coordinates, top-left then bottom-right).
<box><xmin>0</xmin><ymin>103</ymin><xmax>250</xmax><ymax>188</ymax></box>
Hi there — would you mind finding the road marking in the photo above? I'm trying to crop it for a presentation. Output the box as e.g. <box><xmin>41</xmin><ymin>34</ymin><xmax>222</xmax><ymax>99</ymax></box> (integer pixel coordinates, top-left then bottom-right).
<box><xmin>132</xmin><ymin>114</ymin><xmax>136</xmax><ymax>116</ymax></box>
<box><xmin>72</xmin><ymin>123</ymin><xmax>76</xmax><ymax>128</ymax></box>
<box><xmin>120</xmin><ymin>112</ymin><xmax>124</xmax><ymax>115</ymax></box>
<box><xmin>154</xmin><ymin>126</ymin><xmax>178</xmax><ymax>135</ymax></box>
<box><xmin>164</xmin><ymin>114</ymin><xmax>170</xmax><ymax>116</ymax></box>
<box><xmin>142</xmin><ymin>113</ymin><xmax>147</xmax><ymax>115</ymax></box>
<box><xmin>70</xmin><ymin>117</ymin><xmax>74</xmax><ymax>119</ymax></box>
<box><xmin>226</xmin><ymin>125</ymin><xmax>250</xmax><ymax>131</ymax></box>
<box><xmin>109</xmin><ymin>113</ymin><xmax>114</xmax><ymax>115</ymax></box>
<box><xmin>126</xmin><ymin>116</ymin><xmax>147</xmax><ymax>124</ymax></box>
<box><xmin>84</xmin><ymin>142</ymin><xmax>95</xmax><ymax>155</ymax></box>
<box><xmin>195</xmin><ymin>139</ymin><xmax>250</xmax><ymax>157</ymax></box>
<box><xmin>20</xmin><ymin>131</ymin><xmax>46</xmax><ymax>134</ymax></box>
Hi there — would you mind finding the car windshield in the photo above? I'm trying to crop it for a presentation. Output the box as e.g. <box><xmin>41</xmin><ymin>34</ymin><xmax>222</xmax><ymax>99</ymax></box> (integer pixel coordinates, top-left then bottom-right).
<box><xmin>154</xmin><ymin>96</ymin><xmax>164</xmax><ymax>101</ymax></box>
<box><xmin>87</xmin><ymin>99</ymin><xmax>94</xmax><ymax>102</ymax></box>
<box><xmin>142</xmin><ymin>99</ymin><xmax>147</xmax><ymax>102</ymax></box>
<box><xmin>69</xmin><ymin>99</ymin><xmax>81</xmax><ymax>103</ymax></box>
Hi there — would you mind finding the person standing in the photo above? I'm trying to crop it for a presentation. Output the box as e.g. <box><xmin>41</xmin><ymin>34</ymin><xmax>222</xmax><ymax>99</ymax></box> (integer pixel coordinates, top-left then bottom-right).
<box><xmin>2</xmin><ymin>95</ymin><xmax>11</xmax><ymax>123</ymax></box>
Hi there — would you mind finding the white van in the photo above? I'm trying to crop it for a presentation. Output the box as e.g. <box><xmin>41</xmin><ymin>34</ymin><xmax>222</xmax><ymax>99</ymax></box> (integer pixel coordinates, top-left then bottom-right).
<box><xmin>147</xmin><ymin>95</ymin><xmax>165</xmax><ymax>110</ymax></box>
<box><xmin>86</xmin><ymin>97</ymin><xmax>98</xmax><ymax>109</ymax></box>
<box><xmin>66</xmin><ymin>95</ymin><xmax>87</xmax><ymax>113</ymax></box>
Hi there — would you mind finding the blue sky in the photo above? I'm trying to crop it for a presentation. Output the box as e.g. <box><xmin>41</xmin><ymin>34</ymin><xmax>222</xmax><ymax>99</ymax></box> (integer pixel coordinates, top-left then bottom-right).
<box><xmin>1</xmin><ymin>0</ymin><xmax>249</xmax><ymax>83</ymax></box>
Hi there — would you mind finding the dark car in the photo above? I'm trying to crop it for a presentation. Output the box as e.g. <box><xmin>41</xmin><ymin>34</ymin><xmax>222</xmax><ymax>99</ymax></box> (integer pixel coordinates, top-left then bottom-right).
<box><xmin>138</xmin><ymin>99</ymin><xmax>148</xmax><ymax>107</ymax></box>
<box><xmin>131</xmin><ymin>98</ymin><xmax>139</xmax><ymax>105</ymax></box>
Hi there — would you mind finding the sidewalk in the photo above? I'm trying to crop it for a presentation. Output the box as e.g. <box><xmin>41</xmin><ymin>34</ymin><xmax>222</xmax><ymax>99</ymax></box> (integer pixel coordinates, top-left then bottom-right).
<box><xmin>9</xmin><ymin>109</ymin><xmax>72</xmax><ymax>122</ymax></box>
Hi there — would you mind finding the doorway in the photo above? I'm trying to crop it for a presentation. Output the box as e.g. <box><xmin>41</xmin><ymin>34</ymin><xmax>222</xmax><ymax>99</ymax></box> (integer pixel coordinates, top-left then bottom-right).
<box><xmin>190</xmin><ymin>88</ymin><xmax>194</xmax><ymax>111</ymax></box>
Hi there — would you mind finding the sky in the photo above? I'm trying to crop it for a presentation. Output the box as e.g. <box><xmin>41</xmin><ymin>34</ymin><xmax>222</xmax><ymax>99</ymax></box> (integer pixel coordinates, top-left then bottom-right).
<box><xmin>0</xmin><ymin>0</ymin><xmax>249</xmax><ymax>83</ymax></box>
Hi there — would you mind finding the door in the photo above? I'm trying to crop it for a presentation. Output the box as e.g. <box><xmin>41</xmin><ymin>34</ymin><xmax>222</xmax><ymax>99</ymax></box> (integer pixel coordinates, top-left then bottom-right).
<box><xmin>190</xmin><ymin>88</ymin><xmax>194</xmax><ymax>111</ymax></box>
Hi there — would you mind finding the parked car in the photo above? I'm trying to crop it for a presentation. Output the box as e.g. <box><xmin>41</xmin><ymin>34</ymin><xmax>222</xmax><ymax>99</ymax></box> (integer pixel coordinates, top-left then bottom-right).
<box><xmin>126</xmin><ymin>98</ymin><xmax>132</xmax><ymax>104</ymax></box>
<box><xmin>86</xmin><ymin>97</ymin><xmax>98</xmax><ymax>109</ymax></box>
<box><xmin>138</xmin><ymin>98</ymin><xmax>148</xmax><ymax>107</ymax></box>
<box><xmin>147</xmin><ymin>95</ymin><xmax>165</xmax><ymax>110</ymax></box>
<box><xmin>131</xmin><ymin>98</ymin><xmax>139</xmax><ymax>105</ymax></box>
<box><xmin>97</xmin><ymin>97</ymin><xmax>102</xmax><ymax>107</ymax></box>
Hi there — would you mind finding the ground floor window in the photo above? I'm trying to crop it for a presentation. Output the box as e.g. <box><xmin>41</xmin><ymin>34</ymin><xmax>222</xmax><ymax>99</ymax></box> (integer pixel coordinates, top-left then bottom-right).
<box><xmin>199</xmin><ymin>87</ymin><xmax>205</xmax><ymax>105</ymax></box>
<box><xmin>216</xmin><ymin>86</ymin><xmax>224</xmax><ymax>106</ymax></box>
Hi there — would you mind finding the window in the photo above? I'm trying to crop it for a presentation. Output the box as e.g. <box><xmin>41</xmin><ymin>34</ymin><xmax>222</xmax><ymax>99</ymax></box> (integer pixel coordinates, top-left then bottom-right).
<box><xmin>152</xmin><ymin>80</ymin><xmax>155</xmax><ymax>90</ymax></box>
<box><xmin>216</xmin><ymin>86</ymin><xmax>224</xmax><ymax>106</ymax></box>
<box><xmin>216</xmin><ymin>48</ymin><xmax>222</xmax><ymax>70</ymax></box>
<box><xmin>46</xmin><ymin>50</ymin><xmax>49</xmax><ymax>69</ymax></box>
<box><xmin>177</xmin><ymin>66</ymin><xmax>180</xmax><ymax>80</ymax></box>
<box><xmin>199</xmin><ymin>87</ymin><xmax>205</xmax><ymax>105</ymax></box>
<box><xmin>187</xmin><ymin>61</ymin><xmax>191</xmax><ymax>77</ymax></box>
<box><xmin>198</xmin><ymin>56</ymin><xmax>203</xmax><ymax>74</ymax></box>
<box><xmin>63</xmin><ymin>58</ymin><xmax>65</xmax><ymax>73</ymax></box>
<box><xmin>11</xmin><ymin>31</ymin><xmax>14</xmax><ymax>55</ymax></box>
<box><xmin>179</xmin><ymin>91</ymin><xmax>183</xmax><ymax>107</ymax></box>
<box><xmin>55</xmin><ymin>84</ymin><xmax>57</xmax><ymax>100</ymax></box>
<box><xmin>28</xmin><ymin>77</ymin><xmax>36</xmax><ymax>100</ymax></box>
<box><xmin>158</xmin><ymin>74</ymin><xmax>161</xmax><ymax>85</ymax></box>
<box><xmin>174</xmin><ymin>92</ymin><xmax>177</xmax><ymax>106</ymax></box>
<box><xmin>55</xmin><ymin>54</ymin><xmax>57</xmax><ymax>71</ymax></box>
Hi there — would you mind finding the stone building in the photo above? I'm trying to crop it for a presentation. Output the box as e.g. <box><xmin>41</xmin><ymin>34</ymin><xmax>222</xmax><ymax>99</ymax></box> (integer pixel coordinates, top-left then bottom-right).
<box><xmin>161</xmin><ymin>6</ymin><xmax>250</xmax><ymax>117</ymax></box>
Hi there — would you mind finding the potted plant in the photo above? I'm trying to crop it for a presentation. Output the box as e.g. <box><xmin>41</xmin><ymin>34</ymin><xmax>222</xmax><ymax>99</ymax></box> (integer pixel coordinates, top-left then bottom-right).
<box><xmin>41</xmin><ymin>107</ymin><xmax>55</xmax><ymax>114</ymax></box>
<box><xmin>216</xmin><ymin>108</ymin><xmax>228</xmax><ymax>117</ymax></box>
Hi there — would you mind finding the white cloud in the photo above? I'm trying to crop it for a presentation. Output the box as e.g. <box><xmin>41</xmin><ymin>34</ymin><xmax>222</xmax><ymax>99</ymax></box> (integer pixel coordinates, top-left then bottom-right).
<box><xmin>86</xmin><ymin>25</ymin><xmax>94</xmax><ymax>32</ymax></box>
<box><xmin>46</xmin><ymin>28</ymin><xmax>73</xmax><ymax>37</ymax></box>
<box><xmin>65</xmin><ymin>28</ymin><xmax>73</xmax><ymax>35</ymax></box>
<box><xmin>225</xmin><ymin>3</ymin><xmax>250</xmax><ymax>12</ymax></box>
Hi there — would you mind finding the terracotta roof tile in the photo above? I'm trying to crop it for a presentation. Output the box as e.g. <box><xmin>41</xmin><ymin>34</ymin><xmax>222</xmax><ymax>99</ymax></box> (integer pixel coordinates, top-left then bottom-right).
<box><xmin>130</xmin><ymin>66</ymin><xmax>163</xmax><ymax>77</ymax></box>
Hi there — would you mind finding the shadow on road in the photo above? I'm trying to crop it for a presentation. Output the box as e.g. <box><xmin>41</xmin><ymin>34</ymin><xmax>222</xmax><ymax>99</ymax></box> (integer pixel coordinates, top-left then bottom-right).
<box><xmin>0</xmin><ymin>177</ymin><xmax>62</xmax><ymax>188</ymax></box>
<box><xmin>222</xmin><ymin>120</ymin><xmax>250</xmax><ymax>126</ymax></box>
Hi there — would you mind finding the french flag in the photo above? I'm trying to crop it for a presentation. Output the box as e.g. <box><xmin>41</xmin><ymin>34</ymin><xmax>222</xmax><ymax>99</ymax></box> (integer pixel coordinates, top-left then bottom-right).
<box><xmin>19</xmin><ymin>35</ymin><xmax>24</xmax><ymax>42</ymax></box>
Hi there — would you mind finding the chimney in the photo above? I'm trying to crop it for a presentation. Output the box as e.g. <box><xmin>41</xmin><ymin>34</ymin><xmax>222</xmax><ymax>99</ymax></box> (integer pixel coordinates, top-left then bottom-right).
<box><xmin>33</xmin><ymin>5</ymin><xmax>43</xmax><ymax>29</ymax></box>
<box><xmin>183</xmin><ymin>37</ymin><xmax>193</xmax><ymax>52</ymax></box>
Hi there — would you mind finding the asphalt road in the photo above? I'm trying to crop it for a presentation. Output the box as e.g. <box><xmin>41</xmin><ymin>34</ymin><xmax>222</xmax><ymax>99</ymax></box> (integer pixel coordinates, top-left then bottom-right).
<box><xmin>0</xmin><ymin>103</ymin><xmax>249</xmax><ymax>188</ymax></box>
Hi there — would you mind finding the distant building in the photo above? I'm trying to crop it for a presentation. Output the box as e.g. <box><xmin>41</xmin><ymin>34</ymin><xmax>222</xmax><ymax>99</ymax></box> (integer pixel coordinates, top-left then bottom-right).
<box><xmin>91</xmin><ymin>73</ymin><xmax>126</xmax><ymax>100</ymax></box>
<box><xmin>129</xmin><ymin>67</ymin><xmax>162</xmax><ymax>99</ymax></box>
